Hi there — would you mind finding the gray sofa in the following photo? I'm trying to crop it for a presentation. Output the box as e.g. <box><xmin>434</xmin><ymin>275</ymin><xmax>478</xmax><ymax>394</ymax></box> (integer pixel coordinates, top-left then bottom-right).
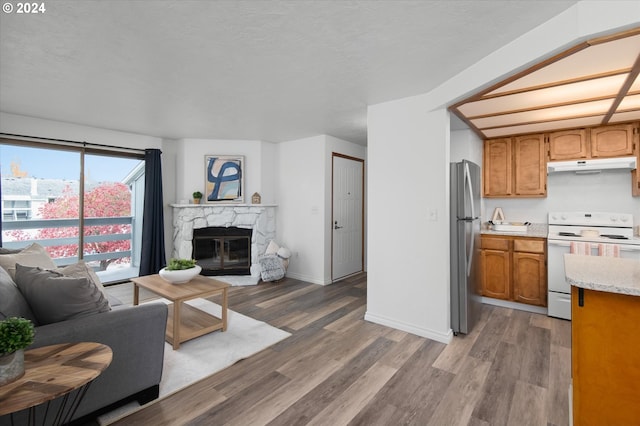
<box><xmin>0</xmin><ymin>264</ymin><xmax>168</xmax><ymax>425</ymax></box>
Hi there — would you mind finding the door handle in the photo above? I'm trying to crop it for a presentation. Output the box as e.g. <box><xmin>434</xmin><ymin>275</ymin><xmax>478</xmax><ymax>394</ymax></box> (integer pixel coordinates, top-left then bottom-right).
<box><xmin>334</xmin><ymin>221</ymin><xmax>343</xmax><ymax>230</ymax></box>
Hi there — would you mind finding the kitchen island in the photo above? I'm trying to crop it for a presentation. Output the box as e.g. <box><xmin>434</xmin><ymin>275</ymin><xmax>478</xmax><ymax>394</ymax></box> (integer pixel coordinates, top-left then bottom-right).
<box><xmin>565</xmin><ymin>254</ymin><xmax>640</xmax><ymax>426</ymax></box>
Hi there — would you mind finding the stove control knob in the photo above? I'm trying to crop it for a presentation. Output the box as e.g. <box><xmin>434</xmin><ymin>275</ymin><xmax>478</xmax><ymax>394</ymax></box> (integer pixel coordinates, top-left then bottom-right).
<box><xmin>561</xmin><ymin>214</ymin><xmax>567</xmax><ymax>221</ymax></box>
<box><xmin>621</xmin><ymin>216</ymin><xmax>629</xmax><ymax>222</ymax></box>
<box><xmin>550</xmin><ymin>214</ymin><xmax>557</xmax><ymax>221</ymax></box>
<box><xmin>611</xmin><ymin>216</ymin><xmax>618</xmax><ymax>222</ymax></box>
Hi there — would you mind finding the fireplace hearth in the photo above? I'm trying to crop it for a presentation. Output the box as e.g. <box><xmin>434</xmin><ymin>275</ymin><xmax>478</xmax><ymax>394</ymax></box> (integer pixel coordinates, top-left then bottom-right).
<box><xmin>193</xmin><ymin>227</ymin><xmax>252</xmax><ymax>275</ymax></box>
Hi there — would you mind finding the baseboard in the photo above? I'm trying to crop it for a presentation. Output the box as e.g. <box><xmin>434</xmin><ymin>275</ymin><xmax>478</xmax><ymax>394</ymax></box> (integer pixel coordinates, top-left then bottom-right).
<box><xmin>285</xmin><ymin>271</ymin><xmax>330</xmax><ymax>285</ymax></box>
<box><xmin>364</xmin><ymin>311</ymin><xmax>453</xmax><ymax>344</ymax></box>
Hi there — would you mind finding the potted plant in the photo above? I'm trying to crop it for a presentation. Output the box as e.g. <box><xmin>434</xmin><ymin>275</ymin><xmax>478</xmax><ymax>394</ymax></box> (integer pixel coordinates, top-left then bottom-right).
<box><xmin>192</xmin><ymin>191</ymin><xmax>203</xmax><ymax>204</ymax></box>
<box><xmin>0</xmin><ymin>317</ymin><xmax>35</xmax><ymax>386</ymax></box>
<box><xmin>159</xmin><ymin>258</ymin><xmax>202</xmax><ymax>284</ymax></box>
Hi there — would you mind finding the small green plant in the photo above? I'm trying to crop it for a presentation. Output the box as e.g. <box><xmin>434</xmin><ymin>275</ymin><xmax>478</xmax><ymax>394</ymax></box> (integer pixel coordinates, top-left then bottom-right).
<box><xmin>166</xmin><ymin>258</ymin><xmax>197</xmax><ymax>271</ymax></box>
<box><xmin>192</xmin><ymin>191</ymin><xmax>203</xmax><ymax>199</ymax></box>
<box><xmin>0</xmin><ymin>317</ymin><xmax>35</xmax><ymax>355</ymax></box>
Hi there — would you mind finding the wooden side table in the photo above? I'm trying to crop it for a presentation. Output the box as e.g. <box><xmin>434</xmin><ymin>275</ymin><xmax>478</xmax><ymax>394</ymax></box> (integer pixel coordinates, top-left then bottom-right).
<box><xmin>0</xmin><ymin>342</ymin><xmax>112</xmax><ymax>425</ymax></box>
<box><xmin>131</xmin><ymin>274</ymin><xmax>229</xmax><ymax>349</ymax></box>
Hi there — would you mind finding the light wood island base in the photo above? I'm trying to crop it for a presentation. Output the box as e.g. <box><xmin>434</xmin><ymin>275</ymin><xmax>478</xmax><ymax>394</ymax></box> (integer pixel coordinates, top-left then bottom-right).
<box><xmin>131</xmin><ymin>274</ymin><xmax>229</xmax><ymax>350</ymax></box>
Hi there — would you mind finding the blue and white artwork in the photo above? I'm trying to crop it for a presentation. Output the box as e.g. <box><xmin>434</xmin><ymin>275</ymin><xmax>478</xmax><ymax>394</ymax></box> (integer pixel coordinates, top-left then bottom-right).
<box><xmin>205</xmin><ymin>155</ymin><xmax>244</xmax><ymax>203</ymax></box>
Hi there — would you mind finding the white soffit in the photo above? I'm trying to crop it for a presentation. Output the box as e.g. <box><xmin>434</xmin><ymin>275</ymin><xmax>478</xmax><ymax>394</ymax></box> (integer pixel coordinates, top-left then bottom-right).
<box><xmin>452</xmin><ymin>28</ymin><xmax>640</xmax><ymax>139</ymax></box>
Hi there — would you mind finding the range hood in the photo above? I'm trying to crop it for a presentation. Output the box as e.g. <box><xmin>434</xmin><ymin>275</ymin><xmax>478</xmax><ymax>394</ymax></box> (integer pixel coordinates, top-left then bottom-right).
<box><xmin>547</xmin><ymin>156</ymin><xmax>637</xmax><ymax>173</ymax></box>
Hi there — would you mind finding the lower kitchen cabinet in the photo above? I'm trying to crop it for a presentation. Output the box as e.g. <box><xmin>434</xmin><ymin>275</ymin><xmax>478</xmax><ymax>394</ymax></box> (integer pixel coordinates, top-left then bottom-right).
<box><xmin>480</xmin><ymin>235</ymin><xmax>547</xmax><ymax>307</ymax></box>
<box><xmin>480</xmin><ymin>248</ymin><xmax>511</xmax><ymax>300</ymax></box>
<box><xmin>571</xmin><ymin>286</ymin><xmax>640</xmax><ymax>425</ymax></box>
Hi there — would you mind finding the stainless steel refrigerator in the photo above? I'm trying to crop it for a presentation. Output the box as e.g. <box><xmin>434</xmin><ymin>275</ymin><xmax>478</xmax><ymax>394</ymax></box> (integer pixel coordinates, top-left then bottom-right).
<box><xmin>450</xmin><ymin>160</ymin><xmax>481</xmax><ymax>335</ymax></box>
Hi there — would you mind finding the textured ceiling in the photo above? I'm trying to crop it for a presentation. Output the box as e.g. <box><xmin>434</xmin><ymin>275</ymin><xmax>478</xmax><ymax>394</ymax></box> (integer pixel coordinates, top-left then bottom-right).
<box><xmin>0</xmin><ymin>1</ymin><xmax>577</xmax><ymax>145</ymax></box>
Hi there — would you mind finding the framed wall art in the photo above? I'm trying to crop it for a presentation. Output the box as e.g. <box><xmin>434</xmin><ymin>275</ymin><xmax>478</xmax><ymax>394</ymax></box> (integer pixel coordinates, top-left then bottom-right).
<box><xmin>204</xmin><ymin>155</ymin><xmax>244</xmax><ymax>203</ymax></box>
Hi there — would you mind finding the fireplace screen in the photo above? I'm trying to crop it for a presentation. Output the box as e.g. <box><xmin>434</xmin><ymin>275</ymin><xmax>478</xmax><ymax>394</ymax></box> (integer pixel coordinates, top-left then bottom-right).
<box><xmin>193</xmin><ymin>227</ymin><xmax>252</xmax><ymax>275</ymax></box>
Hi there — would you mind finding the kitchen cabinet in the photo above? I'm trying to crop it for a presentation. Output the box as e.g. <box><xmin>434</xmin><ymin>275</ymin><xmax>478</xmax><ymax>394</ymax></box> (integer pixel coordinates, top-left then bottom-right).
<box><xmin>571</xmin><ymin>286</ymin><xmax>640</xmax><ymax>425</ymax></box>
<box><xmin>480</xmin><ymin>235</ymin><xmax>547</xmax><ymax>306</ymax></box>
<box><xmin>512</xmin><ymin>239</ymin><xmax>546</xmax><ymax>306</ymax></box>
<box><xmin>480</xmin><ymin>237</ymin><xmax>511</xmax><ymax>299</ymax></box>
<box><xmin>513</xmin><ymin>134</ymin><xmax>546</xmax><ymax>196</ymax></box>
<box><xmin>547</xmin><ymin>129</ymin><xmax>588</xmax><ymax>161</ymax></box>
<box><xmin>547</xmin><ymin>123</ymin><xmax>637</xmax><ymax>161</ymax></box>
<box><xmin>483</xmin><ymin>138</ymin><xmax>512</xmax><ymax>197</ymax></box>
<box><xmin>589</xmin><ymin>123</ymin><xmax>635</xmax><ymax>158</ymax></box>
<box><xmin>483</xmin><ymin>135</ymin><xmax>545</xmax><ymax>198</ymax></box>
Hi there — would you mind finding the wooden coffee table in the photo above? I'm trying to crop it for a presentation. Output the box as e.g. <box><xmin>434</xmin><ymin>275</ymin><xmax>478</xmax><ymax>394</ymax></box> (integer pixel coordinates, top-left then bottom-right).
<box><xmin>131</xmin><ymin>274</ymin><xmax>230</xmax><ymax>349</ymax></box>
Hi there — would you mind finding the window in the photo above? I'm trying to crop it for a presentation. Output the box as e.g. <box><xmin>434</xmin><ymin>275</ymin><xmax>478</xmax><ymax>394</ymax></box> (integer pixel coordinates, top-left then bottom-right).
<box><xmin>0</xmin><ymin>140</ymin><xmax>145</xmax><ymax>283</ymax></box>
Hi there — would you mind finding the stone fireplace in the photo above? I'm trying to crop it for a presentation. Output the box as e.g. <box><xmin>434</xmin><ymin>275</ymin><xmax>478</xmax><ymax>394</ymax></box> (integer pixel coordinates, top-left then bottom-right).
<box><xmin>171</xmin><ymin>204</ymin><xmax>276</xmax><ymax>277</ymax></box>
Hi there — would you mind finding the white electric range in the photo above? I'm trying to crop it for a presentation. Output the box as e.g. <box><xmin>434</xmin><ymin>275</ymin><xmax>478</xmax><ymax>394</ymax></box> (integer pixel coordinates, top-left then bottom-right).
<box><xmin>547</xmin><ymin>211</ymin><xmax>640</xmax><ymax>320</ymax></box>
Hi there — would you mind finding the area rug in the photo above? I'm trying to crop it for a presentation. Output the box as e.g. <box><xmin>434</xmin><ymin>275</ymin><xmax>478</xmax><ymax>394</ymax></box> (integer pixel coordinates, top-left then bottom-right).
<box><xmin>98</xmin><ymin>298</ymin><xmax>290</xmax><ymax>424</ymax></box>
<box><xmin>213</xmin><ymin>275</ymin><xmax>260</xmax><ymax>286</ymax></box>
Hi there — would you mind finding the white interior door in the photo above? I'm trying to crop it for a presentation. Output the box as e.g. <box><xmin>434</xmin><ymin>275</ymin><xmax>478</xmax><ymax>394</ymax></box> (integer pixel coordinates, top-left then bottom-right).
<box><xmin>332</xmin><ymin>154</ymin><xmax>364</xmax><ymax>281</ymax></box>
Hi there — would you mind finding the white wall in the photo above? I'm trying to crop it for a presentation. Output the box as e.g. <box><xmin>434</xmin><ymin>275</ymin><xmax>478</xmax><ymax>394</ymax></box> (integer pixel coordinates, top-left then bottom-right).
<box><xmin>275</xmin><ymin>135</ymin><xmax>327</xmax><ymax>283</ymax></box>
<box><xmin>367</xmin><ymin>97</ymin><xmax>452</xmax><ymax>342</ymax></box>
<box><xmin>450</xmin><ymin>128</ymin><xmax>482</xmax><ymax>166</ymax></box>
<box><xmin>275</xmin><ymin>134</ymin><xmax>367</xmax><ymax>284</ymax></box>
<box><xmin>172</xmin><ymin>138</ymin><xmax>276</xmax><ymax>205</ymax></box>
<box><xmin>484</xmin><ymin>171</ymin><xmax>640</xmax><ymax>226</ymax></box>
<box><xmin>0</xmin><ymin>112</ymin><xmax>162</xmax><ymax>150</ymax></box>
<box><xmin>366</xmin><ymin>1</ymin><xmax>640</xmax><ymax>343</ymax></box>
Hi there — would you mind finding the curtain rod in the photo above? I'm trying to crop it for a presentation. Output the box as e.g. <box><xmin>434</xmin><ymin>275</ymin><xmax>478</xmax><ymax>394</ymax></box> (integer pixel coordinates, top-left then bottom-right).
<box><xmin>0</xmin><ymin>132</ymin><xmax>148</xmax><ymax>154</ymax></box>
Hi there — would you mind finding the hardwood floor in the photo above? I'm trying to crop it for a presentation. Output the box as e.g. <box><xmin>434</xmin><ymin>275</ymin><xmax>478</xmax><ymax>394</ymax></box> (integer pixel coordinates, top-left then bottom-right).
<box><xmin>106</xmin><ymin>273</ymin><xmax>571</xmax><ymax>426</ymax></box>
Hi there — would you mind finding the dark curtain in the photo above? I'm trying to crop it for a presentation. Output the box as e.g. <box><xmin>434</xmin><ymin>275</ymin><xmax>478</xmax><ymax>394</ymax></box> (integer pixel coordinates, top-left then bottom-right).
<box><xmin>139</xmin><ymin>149</ymin><xmax>166</xmax><ymax>275</ymax></box>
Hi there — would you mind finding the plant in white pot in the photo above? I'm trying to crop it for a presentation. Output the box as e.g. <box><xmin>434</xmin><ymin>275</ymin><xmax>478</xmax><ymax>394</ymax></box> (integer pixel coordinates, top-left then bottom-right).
<box><xmin>0</xmin><ymin>317</ymin><xmax>35</xmax><ymax>386</ymax></box>
<box><xmin>159</xmin><ymin>258</ymin><xmax>202</xmax><ymax>284</ymax></box>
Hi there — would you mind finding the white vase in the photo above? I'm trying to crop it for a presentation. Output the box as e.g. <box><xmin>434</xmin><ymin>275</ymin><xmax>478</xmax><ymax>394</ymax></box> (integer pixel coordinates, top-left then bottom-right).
<box><xmin>0</xmin><ymin>349</ymin><xmax>25</xmax><ymax>386</ymax></box>
<box><xmin>159</xmin><ymin>265</ymin><xmax>202</xmax><ymax>284</ymax></box>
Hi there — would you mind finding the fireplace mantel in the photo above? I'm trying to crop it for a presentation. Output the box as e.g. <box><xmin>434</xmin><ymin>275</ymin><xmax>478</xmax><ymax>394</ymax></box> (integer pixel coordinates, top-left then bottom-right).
<box><xmin>170</xmin><ymin>204</ymin><xmax>277</xmax><ymax>277</ymax></box>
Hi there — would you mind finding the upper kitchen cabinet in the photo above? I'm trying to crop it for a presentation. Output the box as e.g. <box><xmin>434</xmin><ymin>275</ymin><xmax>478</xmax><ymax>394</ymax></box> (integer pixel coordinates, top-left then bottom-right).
<box><xmin>483</xmin><ymin>135</ymin><xmax>546</xmax><ymax>198</ymax></box>
<box><xmin>547</xmin><ymin>123</ymin><xmax>638</xmax><ymax>161</ymax></box>
<box><xmin>514</xmin><ymin>134</ymin><xmax>546</xmax><ymax>196</ymax></box>
<box><xmin>590</xmin><ymin>123</ymin><xmax>635</xmax><ymax>158</ymax></box>
<box><xmin>483</xmin><ymin>138</ymin><xmax>512</xmax><ymax>197</ymax></box>
<box><xmin>547</xmin><ymin>129</ymin><xmax>588</xmax><ymax>161</ymax></box>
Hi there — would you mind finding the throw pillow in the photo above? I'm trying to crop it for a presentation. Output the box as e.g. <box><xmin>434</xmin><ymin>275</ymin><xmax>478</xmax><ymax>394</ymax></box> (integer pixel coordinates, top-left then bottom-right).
<box><xmin>259</xmin><ymin>254</ymin><xmax>286</xmax><ymax>282</ymax></box>
<box><xmin>0</xmin><ymin>243</ymin><xmax>56</xmax><ymax>279</ymax></box>
<box><xmin>0</xmin><ymin>266</ymin><xmax>38</xmax><ymax>323</ymax></box>
<box><xmin>0</xmin><ymin>247</ymin><xmax>22</xmax><ymax>254</ymax></box>
<box><xmin>14</xmin><ymin>264</ymin><xmax>111</xmax><ymax>325</ymax></box>
<box><xmin>55</xmin><ymin>261</ymin><xmax>110</xmax><ymax>307</ymax></box>
<box><xmin>264</xmin><ymin>240</ymin><xmax>280</xmax><ymax>255</ymax></box>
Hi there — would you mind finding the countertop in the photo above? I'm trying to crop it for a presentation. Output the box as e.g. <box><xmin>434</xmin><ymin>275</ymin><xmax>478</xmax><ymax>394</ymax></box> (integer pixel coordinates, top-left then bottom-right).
<box><xmin>564</xmin><ymin>254</ymin><xmax>640</xmax><ymax>297</ymax></box>
<box><xmin>481</xmin><ymin>223</ymin><xmax>548</xmax><ymax>238</ymax></box>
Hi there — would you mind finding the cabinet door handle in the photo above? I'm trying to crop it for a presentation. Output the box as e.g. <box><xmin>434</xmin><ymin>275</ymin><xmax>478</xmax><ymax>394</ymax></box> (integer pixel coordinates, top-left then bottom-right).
<box><xmin>578</xmin><ymin>288</ymin><xmax>584</xmax><ymax>307</ymax></box>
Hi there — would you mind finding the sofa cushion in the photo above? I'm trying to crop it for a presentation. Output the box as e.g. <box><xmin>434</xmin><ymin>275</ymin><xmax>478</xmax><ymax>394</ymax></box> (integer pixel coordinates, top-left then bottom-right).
<box><xmin>55</xmin><ymin>261</ymin><xmax>110</xmax><ymax>308</ymax></box>
<box><xmin>0</xmin><ymin>266</ymin><xmax>38</xmax><ymax>323</ymax></box>
<box><xmin>0</xmin><ymin>243</ymin><xmax>56</xmax><ymax>279</ymax></box>
<box><xmin>15</xmin><ymin>264</ymin><xmax>111</xmax><ymax>325</ymax></box>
